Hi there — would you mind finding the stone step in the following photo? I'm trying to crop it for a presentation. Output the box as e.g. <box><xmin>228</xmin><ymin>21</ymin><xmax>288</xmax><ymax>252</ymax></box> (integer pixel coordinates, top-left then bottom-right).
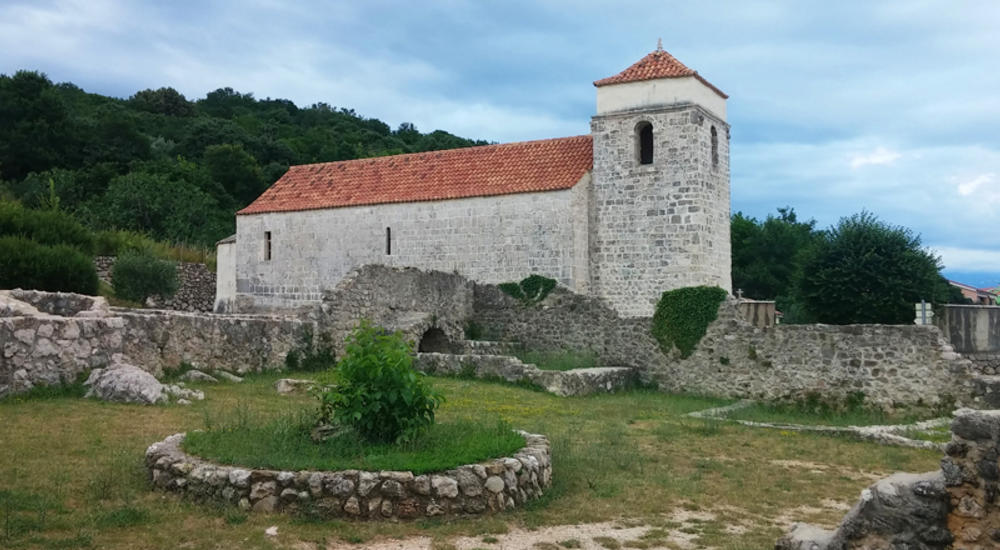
<box><xmin>413</xmin><ymin>352</ymin><xmax>637</xmax><ymax>397</ymax></box>
<box><xmin>453</xmin><ymin>340</ymin><xmax>524</xmax><ymax>356</ymax></box>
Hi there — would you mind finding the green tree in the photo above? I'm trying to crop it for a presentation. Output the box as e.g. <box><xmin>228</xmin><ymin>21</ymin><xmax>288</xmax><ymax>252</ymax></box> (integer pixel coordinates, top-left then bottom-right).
<box><xmin>129</xmin><ymin>87</ymin><xmax>195</xmax><ymax>116</ymax></box>
<box><xmin>0</xmin><ymin>70</ymin><xmax>82</xmax><ymax>180</ymax></box>
<box><xmin>92</xmin><ymin>170</ymin><xmax>231</xmax><ymax>245</ymax></box>
<box><xmin>731</xmin><ymin>207</ymin><xmax>817</xmax><ymax>300</ymax></box>
<box><xmin>202</xmin><ymin>143</ymin><xmax>265</xmax><ymax>205</ymax></box>
<box><xmin>792</xmin><ymin>211</ymin><xmax>945</xmax><ymax>324</ymax></box>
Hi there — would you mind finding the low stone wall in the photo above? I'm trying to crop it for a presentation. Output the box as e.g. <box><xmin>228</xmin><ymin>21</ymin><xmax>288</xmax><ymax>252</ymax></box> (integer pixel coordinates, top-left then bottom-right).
<box><xmin>777</xmin><ymin>408</ymin><xmax>1000</xmax><ymax>549</ymax></box>
<box><xmin>117</xmin><ymin>309</ymin><xmax>315</xmax><ymax>376</ymax></box>
<box><xmin>414</xmin><ymin>352</ymin><xmax>637</xmax><ymax>396</ymax></box>
<box><xmin>1</xmin><ymin>291</ymin><xmax>123</xmax><ymax>398</ymax></box>
<box><xmin>1</xmin><ymin>289</ymin><xmax>315</xmax><ymax>398</ymax></box>
<box><xmin>96</xmin><ymin>256</ymin><xmax>217</xmax><ymax>312</ymax></box>
<box><xmin>145</xmin><ymin>431</ymin><xmax>551</xmax><ymax>519</ymax></box>
<box><xmin>656</xmin><ymin>300</ymin><xmax>972</xmax><ymax>408</ymax></box>
<box><xmin>966</xmin><ymin>352</ymin><xmax>1000</xmax><ymax>375</ymax></box>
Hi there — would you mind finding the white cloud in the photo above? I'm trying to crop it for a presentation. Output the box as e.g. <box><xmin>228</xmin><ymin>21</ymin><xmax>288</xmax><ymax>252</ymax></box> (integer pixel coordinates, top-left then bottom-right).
<box><xmin>850</xmin><ymin>147</ymin><xmax>902</xmax><ymax>169</ymax></box>
<box><xmin>931</xmin><ymin>246</ymin><xmax>1000</xmax><ymax>273</ymax></box>
<box><xmin>956</xmin><ymin>173</ymin><xmax>999</xmax><ymax>203</ymax></box>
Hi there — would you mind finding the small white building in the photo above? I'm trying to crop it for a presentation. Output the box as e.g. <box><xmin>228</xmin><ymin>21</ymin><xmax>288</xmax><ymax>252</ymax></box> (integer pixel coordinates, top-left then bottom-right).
<box><xmin>216</xmin><ymin>45</ymin><xmax>732</xmax><ymax>317</ymax></box>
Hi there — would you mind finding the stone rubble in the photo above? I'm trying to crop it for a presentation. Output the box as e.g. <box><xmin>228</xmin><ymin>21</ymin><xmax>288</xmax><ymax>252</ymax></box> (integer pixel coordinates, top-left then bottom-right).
<box><xmin>776</xmin><ymin>408</ymin><xmax>1000</xmax><ymax>549</ymax></box>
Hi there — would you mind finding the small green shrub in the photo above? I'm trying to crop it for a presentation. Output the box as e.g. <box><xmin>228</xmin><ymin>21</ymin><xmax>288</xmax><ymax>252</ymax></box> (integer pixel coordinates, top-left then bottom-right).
<box><xmin>95</xmin><ymin>229</ymin><xmax>216</xmax><ymax>270</ymax></box>
<box><xmin>0</xmin><ymin>201</ymin><xmax>96</xmax><ymax>253</ymax></box>
<box><xmin>0</xmin><ymin>236</ymin><xmax>98</xmax><ymax>294</ymax></box>
<box><xmin>111</xmin><ymin>253</ymin><xmax>178</xmax><ymax>303</ymax></box>
<box><xmin>652</xmin><ymin>286</ymin><xmax>728</xmax><ymax>358</ymax></box>
<box><xmin>498</xmin><ymin>274</ymin><xmax>557</xmax><ymax>305</ymax></box>
<box><xmin>317</xmin><ymin>321</ymin><xmax>443</xmax><ymax>443</ymax></box>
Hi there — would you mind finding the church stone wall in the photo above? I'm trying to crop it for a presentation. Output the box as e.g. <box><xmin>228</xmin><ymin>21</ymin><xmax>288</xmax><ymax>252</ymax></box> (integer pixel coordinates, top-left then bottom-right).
<box><xmin>234</xmin><ymin>180</ymin><xmax>590</xmax><ymax>311</ymax></box>
<box><xmin>590</xmin><ymin>104</ymin><xmax>731</xmax><ymax>317</ymax></box>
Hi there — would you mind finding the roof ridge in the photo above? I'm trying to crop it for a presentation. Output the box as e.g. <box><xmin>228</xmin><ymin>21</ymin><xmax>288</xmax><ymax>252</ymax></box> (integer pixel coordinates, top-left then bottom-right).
<box><xmin>287</xmin><ymin>134</ymin><xmax>593</xmax><ymax>171</ymax></box>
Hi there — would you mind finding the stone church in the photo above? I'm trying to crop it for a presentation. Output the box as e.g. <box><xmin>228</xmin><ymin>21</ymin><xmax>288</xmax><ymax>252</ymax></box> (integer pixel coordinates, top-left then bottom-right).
<box><xmin>216</xmin><ymin>45</ymin><xmax>732</xmax><ymax>317</ymax></box>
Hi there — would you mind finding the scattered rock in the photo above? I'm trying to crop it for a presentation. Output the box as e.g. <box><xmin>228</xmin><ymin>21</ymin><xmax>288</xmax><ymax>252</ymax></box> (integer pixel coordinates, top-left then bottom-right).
<box><xmin>264</xmin><ymin>526</ymin><xmax>278</xmax><ymax>537</ymax></box>
<box><xmin>215</xmin><ymin>371</ymin><xmax>243</xmax><ymax>383</ymax></box>
<box><xmin>275</xmin><ymin>378</ymin><xmax>313</xmax><ymax>395</ymax></box>
<box><xmin>85</xmin><ymin>361</ymin><xmax>166</xmax><ymax>405</ymax></box>
<box><xmin>180</xmin><ymin>369</ymin><xmax>218</xmax><ymax>383</ymax></box>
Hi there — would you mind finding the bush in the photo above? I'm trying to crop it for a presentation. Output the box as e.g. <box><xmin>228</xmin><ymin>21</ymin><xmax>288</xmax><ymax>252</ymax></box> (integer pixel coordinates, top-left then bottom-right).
<box><xmin>652</xmin><ymin>286</ymin><xmax>728</xmax><ymax>358</ymax></box>
<box><xmin>111</xmin><ymin>253</ymin><xmax>178</xmax><ymax>303</ymax></box>
<box><xmin>0</xmin><ymin>200</ymin><xmax>96</xmax><ymax>253</ymax></box>
<box><xmin>95</xmin><ymin>229</ymin><xmax>217</xmax><ymax>271</ymax></box>
<box><xmin>317</xmin><ymin>321</ymin><xmax>443</xmax><ymax>443</ymax></box>
<box><xmin>0</xmin><ymin>236</ymin><xmax>98</xmax><ymax>294</ymax></box>
<box><xmin>793</xmin><ymin>211</ymin><xmax>946</xmax><ymax>324</ymax></box>
<box><xmin>498</xmin><ymin>274</ymin><xmax>557</xmax><ymax>305</ymax></box>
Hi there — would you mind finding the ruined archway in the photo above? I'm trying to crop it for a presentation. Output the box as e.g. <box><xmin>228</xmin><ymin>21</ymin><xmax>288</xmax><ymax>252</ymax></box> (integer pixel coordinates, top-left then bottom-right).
<box><xmin>418</xmin><ymin>327</ymin><xmax>451</xmax><ymax>353</ymax></box>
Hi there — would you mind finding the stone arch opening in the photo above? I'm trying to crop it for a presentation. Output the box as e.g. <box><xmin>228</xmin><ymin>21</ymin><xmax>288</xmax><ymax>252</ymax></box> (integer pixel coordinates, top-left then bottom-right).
<box><xmin>636</xmin><ymin>121</ymin><xmax>653</xmax><ymax>165</ymax></box>
<box><xmin>418</xmin><ymin>327</ymin><xmax>451</xmax><ymax>353</ymax></box>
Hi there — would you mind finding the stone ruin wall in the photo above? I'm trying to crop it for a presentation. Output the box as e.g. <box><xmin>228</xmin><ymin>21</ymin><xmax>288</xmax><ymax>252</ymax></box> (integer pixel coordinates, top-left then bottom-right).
<box><xmin>471</xmin><ymin>278</ymin><xmax>972</xmax><ymax>408</ymax></box>
<box><xmin>0</xmin><ymin>265</ymin><xmax>981</xmax><ymax>408</ymax></box>
<box><xmin>660</xmin><ymin>301</ymin><xmax>972</xmax><ymax>408</ymax></box>
<box><xmin>96</xmin><ymin>256</ymin><xmax>217</xmax><ymax>312</ymax></box>
<box><xmin>318</xmin><ymin>265</ymin><xmax>475</xmax><ymax>358</ymax></box>
<box><xmin>1</xmin><ymin>289</ymin><xmax>314</xmax><ymax>398</ymax></box>
<box><xmin>778</xmin><ymin>408</ymin><xmax>1000</xmax><ymax>549</ymax></box>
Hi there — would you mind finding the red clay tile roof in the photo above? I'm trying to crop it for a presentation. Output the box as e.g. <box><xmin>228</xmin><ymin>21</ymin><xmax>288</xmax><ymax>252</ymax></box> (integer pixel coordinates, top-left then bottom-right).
<box><xmin>237</xmin><ymin>135</ymin><xmax>593</xmax><ymax>215</ymax></box>
<box><xmin>594</xmin><ymin>47</ymin><xmax>728</xmax><ymax>99</ymax></box>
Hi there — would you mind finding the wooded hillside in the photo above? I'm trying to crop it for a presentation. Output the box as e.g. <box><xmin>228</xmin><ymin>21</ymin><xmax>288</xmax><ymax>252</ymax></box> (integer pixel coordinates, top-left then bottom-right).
<box><xmin>0</xmin><ymin>70</ymin><xmax>488</xmax><ymax>246</ymax></box>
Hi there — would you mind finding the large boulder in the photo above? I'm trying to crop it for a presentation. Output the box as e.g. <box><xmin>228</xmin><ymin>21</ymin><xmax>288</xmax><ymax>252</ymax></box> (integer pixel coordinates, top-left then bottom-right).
<box><xmin>85</xmin><ymin>360</ymin><xmax>167</xmax><ymax>405</ymax></box>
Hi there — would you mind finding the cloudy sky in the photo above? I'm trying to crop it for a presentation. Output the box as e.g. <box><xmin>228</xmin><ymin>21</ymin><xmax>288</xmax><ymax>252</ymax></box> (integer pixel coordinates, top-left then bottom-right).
<box><xmin>1</xmin><ymin>0</ymin><xmax>997</xmax><ymax>287</ymax></box>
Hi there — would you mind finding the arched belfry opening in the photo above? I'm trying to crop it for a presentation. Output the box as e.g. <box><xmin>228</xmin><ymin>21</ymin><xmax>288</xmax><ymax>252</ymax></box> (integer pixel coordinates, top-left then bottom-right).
<box><xmin>418</xmin><ymin>327</ymin><xmax>450</xmax><ymax>353</ymax></box>
<box><xmin>636</xmin><ymin>121</ymin><xmax>653</xmax><ymax>165</ymax></box>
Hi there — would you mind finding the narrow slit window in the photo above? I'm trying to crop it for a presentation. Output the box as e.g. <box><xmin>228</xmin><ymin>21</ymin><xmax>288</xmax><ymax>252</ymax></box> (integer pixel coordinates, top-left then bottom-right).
<box><xmin>637</xmin><ymin>121</ymin><xmax>653</xmax><ymax>165</ymax></box>
<box><xmin>711</xmin><ymin>126</ymin><xmax>719</xmax><ymax>167</ymax></box>
<box><xmin>386</xmin><ymin>227</ymin><xmax>391</xmax><ymax>255</ymax></box>
<box><xmin>264</xmin><ymin>231</ymin><xmax>272</xmax><ymax>261</ymax></box>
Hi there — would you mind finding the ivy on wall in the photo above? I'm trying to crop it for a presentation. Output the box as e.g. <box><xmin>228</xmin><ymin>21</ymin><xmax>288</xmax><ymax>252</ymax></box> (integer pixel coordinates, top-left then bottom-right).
<box><xmin>652</xmin><ymin>286</ymin><xmax>728</xmax><ymax>358</ymax></box>
<box><xmin>498</xmin><ymin>274</ymin><xmax>557</xmax><ymax>305</ymax></box>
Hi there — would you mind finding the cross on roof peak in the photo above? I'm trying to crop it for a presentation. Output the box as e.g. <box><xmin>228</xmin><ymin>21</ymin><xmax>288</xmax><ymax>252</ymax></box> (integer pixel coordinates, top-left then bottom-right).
<box><xmin>656</xmin><ymin>38</ymin><xmax>663</xmax><ymax>52</ymax></box>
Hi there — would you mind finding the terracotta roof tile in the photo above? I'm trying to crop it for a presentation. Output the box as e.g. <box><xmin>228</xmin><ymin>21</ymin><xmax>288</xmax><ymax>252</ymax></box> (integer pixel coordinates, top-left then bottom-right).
<box><xmin>237</xmin><ymin>135</ymin><xmax>593</xmax><ymax>215</ymax></box>
<box><xmin>594</xmin><ymin>47</ymin><xmax>727</xmax><ymax>99</ymax></box>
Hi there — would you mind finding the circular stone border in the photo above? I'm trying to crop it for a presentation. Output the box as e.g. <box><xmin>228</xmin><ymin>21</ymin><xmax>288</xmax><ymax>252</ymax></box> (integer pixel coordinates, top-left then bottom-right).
<box><xmin>144</xmin><ymin>431</ymin><xmax>551</xmax><ymax>519</ymax></box>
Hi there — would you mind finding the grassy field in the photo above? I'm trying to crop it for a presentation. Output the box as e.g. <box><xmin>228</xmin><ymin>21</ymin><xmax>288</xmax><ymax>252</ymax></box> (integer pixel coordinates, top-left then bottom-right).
<box><xmin>0</xmin><ymin>372</ymin><xmax>941</xmax><ymax>549</ymax></box>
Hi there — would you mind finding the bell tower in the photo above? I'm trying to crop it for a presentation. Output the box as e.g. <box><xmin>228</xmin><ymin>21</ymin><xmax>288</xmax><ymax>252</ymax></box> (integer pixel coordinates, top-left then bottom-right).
<box><xmin>590</xmin><ymin>43</ymin><xmax>731</xmax><ymax>317</ymax></box>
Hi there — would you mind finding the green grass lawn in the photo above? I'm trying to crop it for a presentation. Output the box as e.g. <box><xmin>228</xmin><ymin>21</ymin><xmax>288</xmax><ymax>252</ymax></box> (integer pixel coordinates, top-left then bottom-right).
<box><xmin>0</xmin><ymin>371</ymin><xmax>942</xmax><ymax>550</ymax></box>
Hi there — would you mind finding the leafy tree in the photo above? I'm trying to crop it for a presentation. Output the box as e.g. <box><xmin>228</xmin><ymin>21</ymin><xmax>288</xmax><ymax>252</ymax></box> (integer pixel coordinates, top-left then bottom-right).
<box><xmin>792</xmin><ymin>211</ymin><xmax>946</xmax><ymax>324</ymax></box>
<box><xmin>91</xmin><ymin>170</ymin><xmax>231</xmax><ymax>246</ymax></box>
<box><xmin>202</xmin><ymin>143</ymin><xmax>265</xmax><ymax>205</ymax></box>
<box><xmin>129</xmin><ymin>87</ymin><xmax>195</xmax><ymax>116</ymax></box>
<box><xmin>0</xmin><ymin>71</ymin><xmax>82</xmax><ymax>180</ymax></box>
<box><xmin>731</xmin><ymin>207</ymin><xmax>817</xmax><ymax>301</ymax></box>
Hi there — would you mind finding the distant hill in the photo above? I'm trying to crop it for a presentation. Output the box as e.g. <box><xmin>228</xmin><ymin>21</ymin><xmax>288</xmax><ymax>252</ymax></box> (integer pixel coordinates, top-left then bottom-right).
<box><xmin>0</xmin><ymin>70</ymin><xmax>489</xmax><ymax>247</ymax></box>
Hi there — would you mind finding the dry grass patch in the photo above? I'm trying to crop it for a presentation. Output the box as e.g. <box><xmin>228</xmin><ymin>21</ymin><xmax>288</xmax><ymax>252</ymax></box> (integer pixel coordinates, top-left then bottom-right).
<box><xmin>0</xmin><ymin>373</ymin><xmax>940</xmax><ymax>549</ymax></box>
